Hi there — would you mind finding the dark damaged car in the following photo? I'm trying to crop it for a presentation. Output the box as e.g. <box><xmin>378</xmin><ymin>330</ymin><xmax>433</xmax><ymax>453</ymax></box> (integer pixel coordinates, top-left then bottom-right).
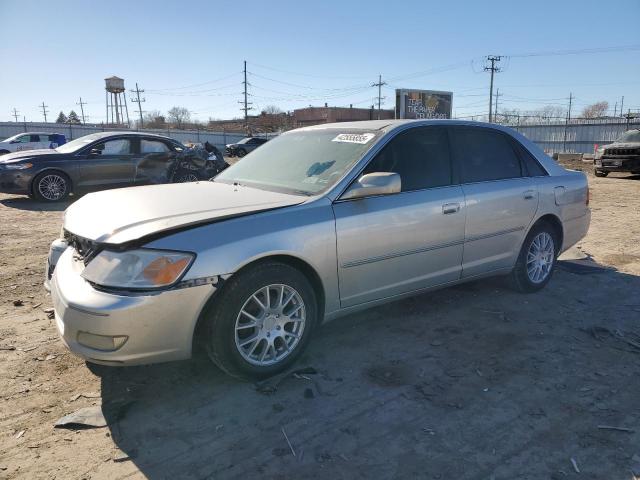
<box><xmin>0</xmin><ymin>132</ymin><xmax>226</xmax><ymax>202</ymax></box>
<box><xmin>594</xmin><ymin>128</ymin><xmax>640</xmax><ymax>177</ymax></box>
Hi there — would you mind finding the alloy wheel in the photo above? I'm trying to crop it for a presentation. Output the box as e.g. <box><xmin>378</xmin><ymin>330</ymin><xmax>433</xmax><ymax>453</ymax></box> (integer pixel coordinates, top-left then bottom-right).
<box><xmin>526</xmin><ymin>232</ymin><xmax>555</xmax><ymax>284</ymax></box>
<box><xmin>38</xmin><ymin>174</ymin><xmax>67</xmax><ymax>201</ymax></box>
<box><xmin>234</xmin><ymin>284</ymin><xmax>306</xmax><ymax>366</ymax></box>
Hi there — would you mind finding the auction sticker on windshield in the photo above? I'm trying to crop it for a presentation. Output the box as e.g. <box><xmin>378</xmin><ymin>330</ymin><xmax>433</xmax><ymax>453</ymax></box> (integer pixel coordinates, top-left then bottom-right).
<box><xmin>332</xmin><ymin>133</ymin><xmax>375</xmax><ymax>144</ymax></box>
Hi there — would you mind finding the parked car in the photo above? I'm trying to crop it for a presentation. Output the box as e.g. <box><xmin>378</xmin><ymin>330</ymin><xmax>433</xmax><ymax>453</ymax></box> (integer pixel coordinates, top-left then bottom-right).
<box><xmin>0</xmin><ymin>132</ymin><xmax>220</xmax><ymax>201</ymax></box>
<box><xmin>0</xmin><ymin>132</ymin><xmax>66</xmax><ymax>155</ymax></box>
<box><xmin>46</xmin><ymin>120</ymin><xmax>590</xmax><ymax>379</ymax></box>
<box><xmin>225</xmin><ymin>136</ymin><xmax>268</xmax><ymax>157</ymax></box>
<box><xmin>594</xmin><ymin>128</ymin><xmax>640</xmax><ymax>177</ymax></box>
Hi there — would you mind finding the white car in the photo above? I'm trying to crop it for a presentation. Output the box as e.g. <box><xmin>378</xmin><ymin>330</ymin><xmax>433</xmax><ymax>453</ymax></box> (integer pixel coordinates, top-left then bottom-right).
<box><xmin>0</xmin><ymin>132</ymin><xmax>65</xmax><ymax>155</ymax></box>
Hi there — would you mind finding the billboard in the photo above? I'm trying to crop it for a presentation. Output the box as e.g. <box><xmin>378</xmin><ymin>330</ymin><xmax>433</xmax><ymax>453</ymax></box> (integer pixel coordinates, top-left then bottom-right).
<box><xmin>395</xmin><ymin>89</ymin><xmax>453</xmax><ymax>119</ymax></box>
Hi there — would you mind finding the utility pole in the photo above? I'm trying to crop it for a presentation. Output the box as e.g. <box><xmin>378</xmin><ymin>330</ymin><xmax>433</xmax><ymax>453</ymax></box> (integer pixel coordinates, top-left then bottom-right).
<box><xmin>620</xmin><ymin>96</ymin><xmax>624</xmax><ymax>117</ymax></box>
<box><xmin>614</xmin><ymin>102</ymin><xmax>618</xmax><ymax>117</ymax></box>
<box><xmin>239</xmin><ymin>60</ymin><xmax>253</xmax><ymax>133</ymax></box>
<box><xmin>39</xmin><ymin>102</ymin><xmax>49</xmax><ymax>122</ymax></box>
<box><xmin>563</xmin><ymin>92</ymin><xmax>573</xmax><ymax>153</ymax></box>
<box><xmin>130</xmin><ymin>83</ymin><xmax>145</xmax><ymax>128</ymax></box>
<box><xmin>494</xmin><ymin>88</ymin><xmax>501</xmax><ymax>123</ymax></box>
<box><xmin>11</xmin><ymin>108</ymin><xmax>19</xmax><ymax>122</ymax></box>
<box><xmin>484</xmin><ymin>55</ymin><xmax>501</xmax><ymax>123</ymax></box>
<box><xmin>371</xmin><ymin>74</ymin><xmax>387</xmax><ymax>120</ymax></box>
<box><xmin>76</xmin><ymin>97</ymin><xmax>87</xmax><ymax>124</ymax></box>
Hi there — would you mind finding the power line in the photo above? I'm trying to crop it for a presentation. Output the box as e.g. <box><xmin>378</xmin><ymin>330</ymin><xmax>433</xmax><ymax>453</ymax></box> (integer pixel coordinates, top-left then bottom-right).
<box><xmin>494</xmin><ymin>88</ymin><xmax>501</xmax><ymax>121</ymax></box>
<box><xmin>484</xmin><ymin>55</ymin><xmax>501</xmax><ymax>123</ymax></box>
<box><xmin>505</xmin><ymin>44</ymin><xmax>640</xmax><ymax>58</ymax></box>
<box><xmin>76</xmin><ymin>97</ymin><xmax>87</xmax><ymax>124</ymax></box>
<box><xmin>371</xmin><ymin>75</ymin><xmax>387</xmax><ymax>120</ymax></box>
<box><xmin>39</xmin><ymin>102</ymin><xmax>49</xmax><ymax>122</ymax></box>
<box><xmin>130</xmin><ymin>83</ymin><xmax>145</xmax><ymax>127</ymax></box>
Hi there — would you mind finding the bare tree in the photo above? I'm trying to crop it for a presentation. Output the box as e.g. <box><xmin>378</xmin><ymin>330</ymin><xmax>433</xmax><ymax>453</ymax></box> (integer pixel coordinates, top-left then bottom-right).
<box><xmin>142</xmin><ymin>110</ymin><xmax>166</xmax><ymax>129</ymax></box>
<box><xmin>261</xmin><ymin>105</ymin><xmax>283</xmax><ymax>115</ymax></box>
<box><xmin>167</xmin><ymin>107</ymin><xmax>191</xmax><ymax>128</ymax></box>
<box><xmin>581</xmin><ymin>101</ymin><xmax>609</xmax><ymax>119</ymax></box>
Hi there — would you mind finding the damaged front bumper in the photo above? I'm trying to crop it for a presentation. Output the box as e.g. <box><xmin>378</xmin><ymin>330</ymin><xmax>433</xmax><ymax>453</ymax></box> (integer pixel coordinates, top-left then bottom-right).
<box><xmin>49</xmin><ymin>246</ymin><xmax>218</xmax><ymax>366</ymax></box>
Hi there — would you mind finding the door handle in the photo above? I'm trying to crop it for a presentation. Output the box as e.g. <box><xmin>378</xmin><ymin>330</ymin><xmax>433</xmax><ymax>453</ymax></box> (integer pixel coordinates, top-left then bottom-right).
<box><xmin>442</xmin><ymin>203</ymin><xmax>460</xmax><ymax>215</ymax></box>
<box><xmin>523</xmin><ymin>190</ymin><xmax>536</xmax><ymax>200</ymax></box>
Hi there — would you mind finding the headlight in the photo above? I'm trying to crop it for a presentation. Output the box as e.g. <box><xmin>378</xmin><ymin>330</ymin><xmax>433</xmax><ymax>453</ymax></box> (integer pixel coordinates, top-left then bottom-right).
<box><xmin>81</xmin><ymin>249</ymin><xmax>194</xmax><ymax>290</ymax></box>
<box><xmin>3</xmin><ymin>162</ymin><xmax>33</xmax><ymax>170</ymax></box>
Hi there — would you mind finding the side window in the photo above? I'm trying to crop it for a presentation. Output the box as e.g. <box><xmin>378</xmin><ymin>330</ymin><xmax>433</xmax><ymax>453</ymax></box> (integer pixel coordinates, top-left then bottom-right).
<box><xmin>29</xmin><ymin>134</ymin><xmax>41</xmax><ymax>142</ymax></box>
<box><xmin>17</xmin><ymin>135</ymin><xmax>31</xmax><ymax>143</ymax></box>
<box><xmin>141</xmin><ymin>139</ymin><xmax>170</xmax><ymax>153</ymax></box>
<box><xmin>363</xmin><ymin>127</ymin><xmax>452</xmax><ymax>192</ymax></box>
<box><xmin>95</xmin><ymin>139</ymin><xmax>131</xmax><ymax>155</ymax></box>
<box><xmin>450</xmin><ymin>128</ymin><xmax>522</xmax><ymax>183</ymax></box>
<box><xmin>513</xmin><ymin>141</ymin><xmax>548</xmax><ymax>177</ymax></box>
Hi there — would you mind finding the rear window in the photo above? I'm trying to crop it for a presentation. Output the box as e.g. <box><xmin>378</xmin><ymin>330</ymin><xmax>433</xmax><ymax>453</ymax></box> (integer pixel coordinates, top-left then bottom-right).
<box><xmin>450</xmin><ymin>127</ymin><xmax>522</xmax><ymax>183</ymax></box>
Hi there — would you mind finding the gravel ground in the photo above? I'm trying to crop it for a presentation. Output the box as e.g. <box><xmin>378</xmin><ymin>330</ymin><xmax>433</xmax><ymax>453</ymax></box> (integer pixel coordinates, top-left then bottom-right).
<box><xmin>0</xmin><ymin>171</ymin><xmax>639</xmax><ymax>479</ymax></box>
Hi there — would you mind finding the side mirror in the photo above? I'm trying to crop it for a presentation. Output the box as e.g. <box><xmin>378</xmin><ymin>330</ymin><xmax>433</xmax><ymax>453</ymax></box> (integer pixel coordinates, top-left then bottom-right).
<box><xmin>88</xmin><ymin>148</ymin><xmax>102</xmax><ymax>156</ymax></box>
<box><xmin>340</xmin><ymin>172</ymin><xmax>401</xmax><ymax>200</ymax></box>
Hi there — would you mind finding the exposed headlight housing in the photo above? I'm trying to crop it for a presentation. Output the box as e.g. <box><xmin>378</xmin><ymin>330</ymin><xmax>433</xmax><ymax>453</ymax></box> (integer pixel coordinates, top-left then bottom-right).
<box><xmin>2</xmin><ymin>162</ymin><xmax>33</xmax><ymax>170</ymax></box>
<box><xmin>81</xmin><ymin>248</ymin><xmax>195</xmax><ymax>290</ymax></box>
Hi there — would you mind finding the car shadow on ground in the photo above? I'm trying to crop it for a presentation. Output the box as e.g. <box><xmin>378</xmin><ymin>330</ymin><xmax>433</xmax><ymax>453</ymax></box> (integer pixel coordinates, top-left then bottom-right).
<box><xmin>91</xmin><ymin>265</ymin><xmax>640</xmax><ymax>479</ymax></box>
<box><xmin>0</xmin><ymin>195</ymin><xmax>76</xmax><ymax>212</ymax></box>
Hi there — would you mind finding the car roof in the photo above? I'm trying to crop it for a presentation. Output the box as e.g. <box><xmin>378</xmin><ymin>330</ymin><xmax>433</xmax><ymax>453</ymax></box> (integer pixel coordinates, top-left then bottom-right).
<box><xmin>83</xmin><ymin>131</ymin><xmax>179</xmax><ymax>140</ymax></box>
<box><xmin>297</xmin><ymin>119</ymin><xmax>528</xmax><ymax>134</ymax></box>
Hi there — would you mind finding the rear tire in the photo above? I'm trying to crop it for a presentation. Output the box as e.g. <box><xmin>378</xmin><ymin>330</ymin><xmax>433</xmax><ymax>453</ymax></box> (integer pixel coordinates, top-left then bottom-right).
<box><xmin>594</xmin><ymin>170</ymin><xmax>608</xmax><ymax>177</ymax></box>
<box><xmin>237</xmin><ymin>148</ymin><xmax>247</xmax><ymax>158</ymax></box>
<box><xmin>203</xmin><ymin>261</ymin><xmax>318</xmax><ymax>380</ymax></box>
<box><xmin>32</xmin><ymin>171</ymin><xmax>71</xmax><ymax>202</ymax></box>
<box><xmin>510</xmin><ymin>222</ymin><xmax>558</xmax><ymax>293</ymax></box>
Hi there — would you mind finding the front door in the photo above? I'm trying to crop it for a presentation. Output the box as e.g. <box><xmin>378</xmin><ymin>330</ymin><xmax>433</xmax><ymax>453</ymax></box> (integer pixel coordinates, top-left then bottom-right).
<box><xmin>449</xmin><ymin>126</ymin><xmax>539</xmax><ymax>277</ymax></box>
<box><xmin>77</xmin><ymin>138</ymin><xmax>135</xmax><ymax>190</ymax></box>
<box><xmin>333</xmin><ymin>126</ymin><xmax>466</xmax><ymax>307</ymax></box>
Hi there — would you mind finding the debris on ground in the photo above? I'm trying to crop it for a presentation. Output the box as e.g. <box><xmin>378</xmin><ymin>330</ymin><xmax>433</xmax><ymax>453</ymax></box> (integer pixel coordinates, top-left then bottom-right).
<box><xmin>583</xmin><ymin>326</ymin><xmax>640</xmax><ymax>354</ymax></box>
<box><xmin>54</xmin><ymin>406</ymin><xmax>108</xmax><ymax>429</ymax></box>
<box><xmin>281</xmin><ymin>427</ymin><xmax>296</xmax><ymax>457</ymax></box>
<box><xmin>12</xmin><ymin>299</ymin><xmax>23</xmax><ymax>307</ymax></box>
<box><xmin>43</xmin><ymin>308</ymin><xmax>54</xmax><ymax>319</ymax></box>
<box><xmin>14</xmin><ymin>430</ymin><xmax>25</xmax><ymax>439</ymax></box>
<box><xmin>571</xmin><ymin>457</ymin><xmax>580</xmax><ymax>473</ymax></box>
<box><xmin>597</xmin><ymin>425</ymin><xmax>634</xmax><ymax>433</ymax></box>
<box><xmin>113</xmin><ymin>449</ymin><xmax>137</xmax><ymax>463</ymax></box>
<box><xmin>0</xmin><ymin>345</ymin><xmax>16</xmax><ymax>351</ymax></box>
<box><xmin>70</xmin><ymin>392</ymin><xmax>101</xmax><ymax>402</ymax></box>
<box><xmin>255</xmin><ymin>367</ymin><xmax>318</xmax><ymax>394</ymax></box>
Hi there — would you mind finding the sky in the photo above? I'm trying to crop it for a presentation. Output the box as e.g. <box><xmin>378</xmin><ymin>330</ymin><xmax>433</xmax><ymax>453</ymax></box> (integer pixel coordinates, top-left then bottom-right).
<box><xmin>0</xmin><ymin>0</ymin><xmax>639</xmax><ymax>124</ymax></box>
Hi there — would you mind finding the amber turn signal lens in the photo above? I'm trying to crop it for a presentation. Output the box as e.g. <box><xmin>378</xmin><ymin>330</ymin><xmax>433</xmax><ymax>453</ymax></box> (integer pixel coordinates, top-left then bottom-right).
<box><xmin>143</xmin><ymin>257</ymin><xmax>191</xmax><ymax>285</ymax></box>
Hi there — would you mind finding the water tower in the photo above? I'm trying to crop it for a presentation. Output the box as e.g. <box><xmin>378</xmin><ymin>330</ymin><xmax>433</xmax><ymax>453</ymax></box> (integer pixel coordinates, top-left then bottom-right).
<box><xmin>105</xmin><ymin>76</ymin><xmax>130</xmax><ymax>127</ymax></box>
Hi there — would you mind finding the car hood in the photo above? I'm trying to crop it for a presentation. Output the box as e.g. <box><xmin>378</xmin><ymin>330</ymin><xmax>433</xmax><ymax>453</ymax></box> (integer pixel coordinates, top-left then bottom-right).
<box><xmin>0</xmin><ymin>149</ymin><xmax>58</xmax><ymax>163</ymax></box>
<box><xmin>64</xmin><ymin>181</ymin><xmax>308</xmax><ymax>245</ymax></box>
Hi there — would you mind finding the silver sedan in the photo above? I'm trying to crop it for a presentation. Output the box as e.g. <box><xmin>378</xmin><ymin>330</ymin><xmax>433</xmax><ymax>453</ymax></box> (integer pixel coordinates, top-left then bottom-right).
<box><xmin>47</xmin><ymin>120</ymin><xmax>590</xmax><ymax>379</ymax></box>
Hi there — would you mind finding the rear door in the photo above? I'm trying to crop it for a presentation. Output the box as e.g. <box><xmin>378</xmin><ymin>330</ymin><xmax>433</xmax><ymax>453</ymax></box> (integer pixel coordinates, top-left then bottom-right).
<box><xmin>76</xmin><ymin>137</ymin><xmax>135</xmax><ymax>190</ymax></box>
<box><xmin>134</xmin><ymin>138</ymin><xmax>176</xmax><ymax>184</ymax></box>
<box><xmin>333</xmin><ymin>126</ymin><xmax>466</xmax><ymax>307</ymax></box>
<box><xmin>449</xmin><ymin>126</ymin><xmax>539</xmax><ymax>277</ymax></box>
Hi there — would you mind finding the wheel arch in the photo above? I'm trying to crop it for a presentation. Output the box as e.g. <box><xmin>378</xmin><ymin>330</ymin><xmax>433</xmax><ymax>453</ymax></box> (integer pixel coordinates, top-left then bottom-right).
<box><xmin>191</xmin><ymin>253</ymin><xmax>326</xmax><ymax>355</ymax></box>
<box><xmin>30</xmin><ymin>168</ymin><xmax>74</xmax><ymax>197</ymax></box>
<box><xmin>529</xmin><ymin>213</ymin><xmax>564</xmax><ymax>252</ymax></box>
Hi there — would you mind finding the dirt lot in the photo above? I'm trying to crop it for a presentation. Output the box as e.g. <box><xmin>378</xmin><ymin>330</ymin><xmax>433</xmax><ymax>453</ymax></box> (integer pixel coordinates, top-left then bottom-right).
<box><xmin>1</xmin><ymin>171</ymin><xmax>639</xmax><ymax>480</ymax></box>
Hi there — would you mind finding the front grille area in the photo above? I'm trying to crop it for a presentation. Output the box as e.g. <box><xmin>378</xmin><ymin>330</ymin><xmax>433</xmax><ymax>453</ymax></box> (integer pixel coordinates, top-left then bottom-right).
<box><xmin>603</xmin><ymin>147</ymin><xmax>640</xmax><ymax>157</ymax></box>
<box><xmin>64</xmin><ymin>230</ymin><xmax>101</xmax><ymax>264</ymax></box>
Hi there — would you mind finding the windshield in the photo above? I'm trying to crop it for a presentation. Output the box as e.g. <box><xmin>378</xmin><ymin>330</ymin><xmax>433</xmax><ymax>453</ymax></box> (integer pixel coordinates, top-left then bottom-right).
<box><xmin>2</xmin><ymin>134</ymin><xmax>23</xmax><ymax>143</ymax></box>
<box><xmin>216</xmin><ymin>129</ymin><xmax>381</xmax><ymax>195</ymax></box>
<box><xmin>614</xmin><ymin>130</ymin><xmax>640</xmax><ymax>144</ymax></box>
<box><xmin>54</xmin><ymin>134</ymin><xmax>104</xmax><ymax>153</ymax></box>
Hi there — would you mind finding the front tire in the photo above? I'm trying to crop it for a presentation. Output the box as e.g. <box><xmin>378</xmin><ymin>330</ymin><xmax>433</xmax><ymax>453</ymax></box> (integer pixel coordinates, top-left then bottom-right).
<box><xmin>594</xmin><ymin>170</ymin><xmax>608</xmax><ymax>177</ymax></box>
<box><xmin>203</xmin><ymin>261</ymin><xmax>318</xmax><ymax>380</ymax></box>
<box><xmin>32</xmin><ymin>171</ymin><xmax>70</xmax><ymax>202</ymax></box>
<box><xmin>237</xmin><ymin>148</ymin><xmax>247</xmax><ymax>158</ymax></box>
<box><xmin>510</xmin><ymin>223</ymin><xmax>558</xmax><ymax>293</ymax></box>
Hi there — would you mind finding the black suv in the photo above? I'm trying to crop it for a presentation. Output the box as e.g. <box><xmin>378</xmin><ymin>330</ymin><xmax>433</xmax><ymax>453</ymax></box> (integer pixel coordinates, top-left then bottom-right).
<box><xmin>594</xmin><ymin>128</ymin><xmax>640</xmax><ymax>177</ymax></box>
<box><xmin>225</xmin><ymin>137</ymin><xmax>268</xmax><ymax>157</ymax></box>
